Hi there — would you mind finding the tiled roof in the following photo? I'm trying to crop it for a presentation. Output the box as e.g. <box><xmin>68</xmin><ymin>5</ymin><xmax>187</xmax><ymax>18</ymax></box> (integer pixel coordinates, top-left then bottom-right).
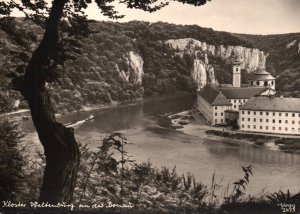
<box><xmin>220</xmin><ymin>87</ymin><xmax>266</xmax><ymax>99</ymax></box>
<box><xmin>240</xmin><ymin>96</ymin><xmax>300</xmax><ymax>112</ymax></box>
<box><xmin>199</xmin><ymin>86</ymin><xmax>232</xmax><ymax>106</ymax></box>
<box><xmin>248</xmin><ymin>69</ymin><xmax>275</xmax><ymax>80</ymax></box>
<box><xmin>213</xmin><ymin>93</ymin><xmax>232</xmax><ymax>106</ymax></box>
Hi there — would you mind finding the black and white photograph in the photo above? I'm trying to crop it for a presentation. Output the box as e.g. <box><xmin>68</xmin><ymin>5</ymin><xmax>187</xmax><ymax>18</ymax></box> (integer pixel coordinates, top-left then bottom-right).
<box><xmin>0</xmin><ymin>0</ymin><xmax>300</xmax><ymax>213</ymax></box>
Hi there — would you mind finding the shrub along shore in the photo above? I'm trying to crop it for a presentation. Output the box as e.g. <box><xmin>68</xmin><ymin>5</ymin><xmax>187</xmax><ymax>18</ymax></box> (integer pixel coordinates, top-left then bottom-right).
<box><xmin>206</xmin><ymin>130</ymin><xmax>300</xmax><ymax>154</ymax></box>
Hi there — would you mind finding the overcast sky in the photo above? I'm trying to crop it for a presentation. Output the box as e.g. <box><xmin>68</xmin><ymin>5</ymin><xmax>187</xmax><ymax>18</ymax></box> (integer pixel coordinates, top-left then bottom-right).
<box><xmin>85</xmin><ymin>0</ymin><xmax>300</xmax><ymax>35</ymax></box>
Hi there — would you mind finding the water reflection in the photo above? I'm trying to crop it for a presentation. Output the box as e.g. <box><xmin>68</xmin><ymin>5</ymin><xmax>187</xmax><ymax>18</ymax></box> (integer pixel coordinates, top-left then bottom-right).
<box><xmin>206</xmin><ymin>139</ymin><xmax>300</xmax><ymax>166</ymax></box>
<box><xmin>79</xmin><ymin>94</ymin><xmax>196</xmax><ymax>132</ymax></box>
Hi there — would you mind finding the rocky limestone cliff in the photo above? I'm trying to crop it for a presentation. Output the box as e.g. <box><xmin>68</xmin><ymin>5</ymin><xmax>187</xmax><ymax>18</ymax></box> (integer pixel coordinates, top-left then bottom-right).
<box><xmin>165</xmin><ymin>38</ymin><xmax>266</xmax><ymax>72</ymax></box>
<box><xmin>119</xmin><ymin>51</ymin><xmax>144</xmax><ymax>85</ymax></box>
<box><xmin>165</xmin><ymin>38</ymin><xmax>266</xmax><ymax>89</ymax></box>
<box><xmin>191</xmin><ymin>54</ymin><xmax>218</xmax><ymax>91</ymax></box>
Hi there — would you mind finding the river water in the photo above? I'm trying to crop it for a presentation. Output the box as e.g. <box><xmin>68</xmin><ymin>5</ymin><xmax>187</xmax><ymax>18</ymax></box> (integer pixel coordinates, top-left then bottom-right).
<box><xmin>22</xmin><ymin>94</ymin><xmax>300</xmax><ymax>196</ymax></box>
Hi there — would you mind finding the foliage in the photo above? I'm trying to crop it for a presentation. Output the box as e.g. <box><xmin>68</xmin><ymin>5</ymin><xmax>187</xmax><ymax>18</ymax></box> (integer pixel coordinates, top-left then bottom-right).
<box><xmin>74</xmin><ymin>133</ymin><xmax>213</xmax><ymax>213</ymax></box>
<box><xmin>235</xmin><ymin>33</ymin><xmax>300</xmax><ymax>97</ymax></box>
<box><xmin>225</xmin><ymin>165</ymin><xmax>253</xmax><ymax>203</ymax></box>
<box><xmin>0</xmin><ymin>17</ymin><xmax>256</xmax><ymax>113</ymax></box>
<box><xmin>274</xmin><ymin>138</ymin><xmax>300</xmax><ymax>154</ymax></box>
<box><xmin>0</xmin><ymin>120</ymin><xmax>24</xmax><ymax>201</ymax></box>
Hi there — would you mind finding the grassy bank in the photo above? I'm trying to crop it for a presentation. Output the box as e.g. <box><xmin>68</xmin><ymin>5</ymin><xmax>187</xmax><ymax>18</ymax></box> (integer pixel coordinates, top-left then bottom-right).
<box><xmin>206</xmin><ymin>130</ymin><xmax>300</xmax><ymax>154</ymax></box>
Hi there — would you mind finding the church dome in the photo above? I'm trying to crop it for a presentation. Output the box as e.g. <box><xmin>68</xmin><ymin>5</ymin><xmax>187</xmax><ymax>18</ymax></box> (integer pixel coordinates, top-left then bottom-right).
<box><xmin>249</xmin><ymin>68</ymin><xmax>275</xmax><ymax>81</ymax></box>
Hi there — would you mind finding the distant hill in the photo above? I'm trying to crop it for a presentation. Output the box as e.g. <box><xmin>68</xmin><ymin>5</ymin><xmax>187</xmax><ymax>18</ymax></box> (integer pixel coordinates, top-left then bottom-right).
<box><xmin>233</xmin><ymin>33</ymin><xmax>300</xmax><ymax>97</ymax></box>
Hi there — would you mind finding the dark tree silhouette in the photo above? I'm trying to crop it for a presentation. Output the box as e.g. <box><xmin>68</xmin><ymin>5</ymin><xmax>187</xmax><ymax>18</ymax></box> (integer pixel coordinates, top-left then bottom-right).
<box><xmin>0</xmin><ymin>0</ymin><xmax>210</xmax><ymax>203</ymax></box>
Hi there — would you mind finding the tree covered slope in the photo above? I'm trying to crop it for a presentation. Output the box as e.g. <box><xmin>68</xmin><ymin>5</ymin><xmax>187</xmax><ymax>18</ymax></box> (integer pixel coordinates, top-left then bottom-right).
<box><xmin>0</xmin><ymin>18</ymin><xmax>255</xmax><ymax>113</ymax></box>
<box><xmin>234</xmin><ymin>33</ymin><xmax>300</xmax><ymax>96</ymax></box>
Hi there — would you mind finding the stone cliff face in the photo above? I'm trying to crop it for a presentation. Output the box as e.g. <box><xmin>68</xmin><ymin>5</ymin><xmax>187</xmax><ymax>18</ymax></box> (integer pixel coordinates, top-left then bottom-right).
<box><xmin>165</xmin><ymin>38</ymin><xmax>266</xmax><ymax>71</ymax></box>
<box><xmin>165</xmin><ymin>38</ymin><xmax>266</xmax><ymax>89</ymax></box>
<box><xmin>191</xmin><ymin>54</ymin><xmax>218</xmax><ymax>91</ymax></box>
<box><xmin>119</xmin><ymin>51</ymin><xmax>144</xmax><ymax>85</ymax></box>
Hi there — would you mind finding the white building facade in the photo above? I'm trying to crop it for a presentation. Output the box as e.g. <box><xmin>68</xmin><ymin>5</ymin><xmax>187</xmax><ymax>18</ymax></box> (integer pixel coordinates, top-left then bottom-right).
<box><xmin>239</xmin><ymin>96</ymin><xmax>300</xmax><ymax>135</ymax></box>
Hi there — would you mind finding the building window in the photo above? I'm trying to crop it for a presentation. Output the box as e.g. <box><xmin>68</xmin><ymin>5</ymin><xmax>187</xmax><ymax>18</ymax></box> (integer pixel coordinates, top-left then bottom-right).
<box><xmin>242</xmin><ymin>125</ymin><xmax>244</xmax><ymax>128</ymax></box>
<box><xmin>285</xmin><ymin>127</ymin><xmax>288</xmax><ymax>131</ymax></box>
<box><xmin>266</xmin><ymin>126</ymin><xmax>269</xmax><ymax>130</ymax></box>
<box><xmin>254</xmin><ymin>118</ymin><xmax>256</xmax><ymax>122</ymax></box>
<box><xmin>248</xmin><ymin>118</ymin><xmax>250</xmax><ymax>122</ymax></box>
<box><xmin>292</xmin><ymin>113</ymin><xmax>295</xmax><ymax>117</ymax></box>
<box><xmin>215</xmin><ymin>107</ymin><xmax>217</xmax><ymax>110</ymax></box>
<box><xmin>254</xmin><ymin>111</ymin><xmax>256</xmax><ymax>115</ymax></box>
<box><xmin>253</xmin><ymin>125</ymin><xmax>256</xmax><ymax>129</ymax></box>
<box><xmin>285</xmin><ymin>120</ymin><xmax>288</xmax><ymax>124</ymax></box>
<box><xmin>248</xmin><ymin>111</ymin><xmax>250</xmax><ymax>115</ymax></box>
<box><xmin>242</xmin><ymin>118</ymin><xmax>244</xmax><ymax>121</ymax></box>
<box><xmin>286</xmin><ymin>113</ymin><xmax>288</xmax><ymax>117</ymax></box>
<box><xmin>260</xmin><ymin>119</ymin><xmax>263</xmax><ymax>122</ymax></box>
<box><xmin>273</xmin><ymin>119</ymin><xmax>275</xmax><ymax>123</ymax></box>
<box><xmin>221</xmin><ymin>113</ymin><xmax>223</xmax><ymax>116</ymax></box>
<box><xmin>242</xmin><ymin>111</ymin><xmax>244</xmax><ymax>114</ymax></box>
<box><xmin>272</xmin><ymin>127</ymin><xmax>275</xmax><ymax>130</ymax></box>
<box><xmin>260</xmin><ymin>112</ymin><xmax>263</xmax><ymax>116</ymax></box>
<box><xmin>299</xmin><ymin>114</ymin><xmax>300</xmax><ymax>117</ymax></box>
<box><xmin>215</xmin><ymin>113</ymin><xmax>217</xmax><ymax>116</ymax></box>
<box><xmin>234</xmin><ymin>105</ymin><xmax>236</xmax><ymax>108</ymax></box>
<box><xmin>266</xmin><ymin>119</ymin><xmax>269</xmax><ymax>122</ymax></box>
<box><xmin>279</xmin><ymin>113</ymin><xmax>282</xmax><ymax>116</ymax></box>
<box><xmin>279</xmin><ymin>127</ymin><xmax>281</xmax><ymax>131</ymax></box>
<box><xmin>260</xmin><ymin>126</ymin><xmax>263</xmax><ymax>129</ymax></box>
<box><xmin>257</xmin><ymin>81</ymin><xmax>259</xmax><ymax>85</ymax></box>
<box><xmin>273</xmin><ymin>112</ymin><xmax>275</xmax><ymax>116</ymax></box>
<box><xmin>266</xmin><ymin>112</ymin><xmax>269</xmax><ymax>116</ymax></box>
<box><xmin>279</xmin><ymin>120</ymin><xmax>282</xmax><ymax>123</ymax></box>
<box><xmin>292</xmin><ymin>120</ymin><xmax>295</xmax><ymax>124</ymax></box>
<box><xmin>248</xmin><ymin>125</ymin><xmax>250</xmax><ymax>128</ymax></box>
<box><xmin>215</xmin><ymin>119</ymin><xmax>218</xmax><ymax>124</ymax></box>
<box><xmin>264</xmin><ymin>81</ymin><xmax>268</xmax><ymax>86</ymax></box>
<box><xmin>221</xmin><ymin>119</ymin><xmax>223</xmax><ymax>123</ymax></box>
<box><xmin>234</xmin><ymin>100</ymin><xmax>236</xmax><ymax>103</ymax></box>
<box><xmin>292</xmin><ymin>128</ymin><xmax>295</xmax><ymax>132</ymax></box>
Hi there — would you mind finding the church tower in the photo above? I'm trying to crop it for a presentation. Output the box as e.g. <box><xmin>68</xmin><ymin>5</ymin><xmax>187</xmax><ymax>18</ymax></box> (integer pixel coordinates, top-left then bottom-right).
<box><xmin>232</xmin><ymin>60</ymin><xmax>242</xmax><ymax>88</ymax></box>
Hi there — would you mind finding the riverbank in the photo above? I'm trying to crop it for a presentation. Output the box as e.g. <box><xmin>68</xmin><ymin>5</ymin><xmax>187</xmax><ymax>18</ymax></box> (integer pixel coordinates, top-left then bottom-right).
<box><xmin>1</xmin><ymin>93</ymin><xmax>194</xmax><ymax>123</ymax></box>
<box><xmin>167</xmin><ymin>109</ymin><xmax>300</xmax><ymax>154</ymax></box>
<box><xmin>16</xmin><ymin>94</ymin><xmax>300</xmax><ymax>200</ymax></box>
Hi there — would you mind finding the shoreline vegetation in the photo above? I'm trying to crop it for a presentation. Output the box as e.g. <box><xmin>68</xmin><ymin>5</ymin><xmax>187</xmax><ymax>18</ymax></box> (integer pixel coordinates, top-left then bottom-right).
<box><xmin>165</xmin><ymin>109</ymin><xmax>300</xmax><ymax>154</ymax></box>
<box><xmin>3</xmin><ymin>93</ymin><xmax>299</xmax><ymax>155</ymax></box>
<box><xmin>205</xmin><ymin>130</ymin><xmax>300</xmax><ymax>154</ymax></box>
<box><xmin>1</xmin><ymin>124</ymin><xmax>299</xmax><ymax>213</ymax></box>
<box><xmin>0</xmin><ymin>93</ymin><xmax>194</xmax><ymax>120</ymax></box>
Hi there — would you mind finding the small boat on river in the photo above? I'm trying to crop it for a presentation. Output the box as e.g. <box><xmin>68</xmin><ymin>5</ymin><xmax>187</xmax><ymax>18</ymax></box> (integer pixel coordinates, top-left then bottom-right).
<box><xmin>65</xmin><ymin>114</ymin><xmax>95</xmax><ymax>127</ymax></box>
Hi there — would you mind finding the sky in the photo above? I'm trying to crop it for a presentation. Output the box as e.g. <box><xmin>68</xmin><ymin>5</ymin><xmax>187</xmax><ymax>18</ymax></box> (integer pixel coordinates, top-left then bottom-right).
<box><xmin>9</xmin><ymin>0</ymin><xmax>300</xmax><ymax>35</ymax></box>
<box><xmin>84</xmin><ymin>0</ymin><xmax>300</xmax><ymax>35</ymax></box>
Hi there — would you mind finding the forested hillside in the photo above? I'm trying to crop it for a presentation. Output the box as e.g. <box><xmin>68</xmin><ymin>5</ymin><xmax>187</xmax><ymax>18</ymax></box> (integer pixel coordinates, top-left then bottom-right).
<box><xmin>0</xmin><ymin>18</ymin><xmax>255</xmax><ymax>113</ymax></box>
<box><xmin>234</xmin><ymin>33</ymin><xmax>300</xmax><ymax>97</ymax></box>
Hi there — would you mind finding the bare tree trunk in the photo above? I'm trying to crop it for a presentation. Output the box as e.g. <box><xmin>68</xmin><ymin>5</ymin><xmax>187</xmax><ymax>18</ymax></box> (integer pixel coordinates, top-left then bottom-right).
<box><xmin>21</xmin><ymin>0</ymin><xmax>80</xmax><ymax>203</ymax></box>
